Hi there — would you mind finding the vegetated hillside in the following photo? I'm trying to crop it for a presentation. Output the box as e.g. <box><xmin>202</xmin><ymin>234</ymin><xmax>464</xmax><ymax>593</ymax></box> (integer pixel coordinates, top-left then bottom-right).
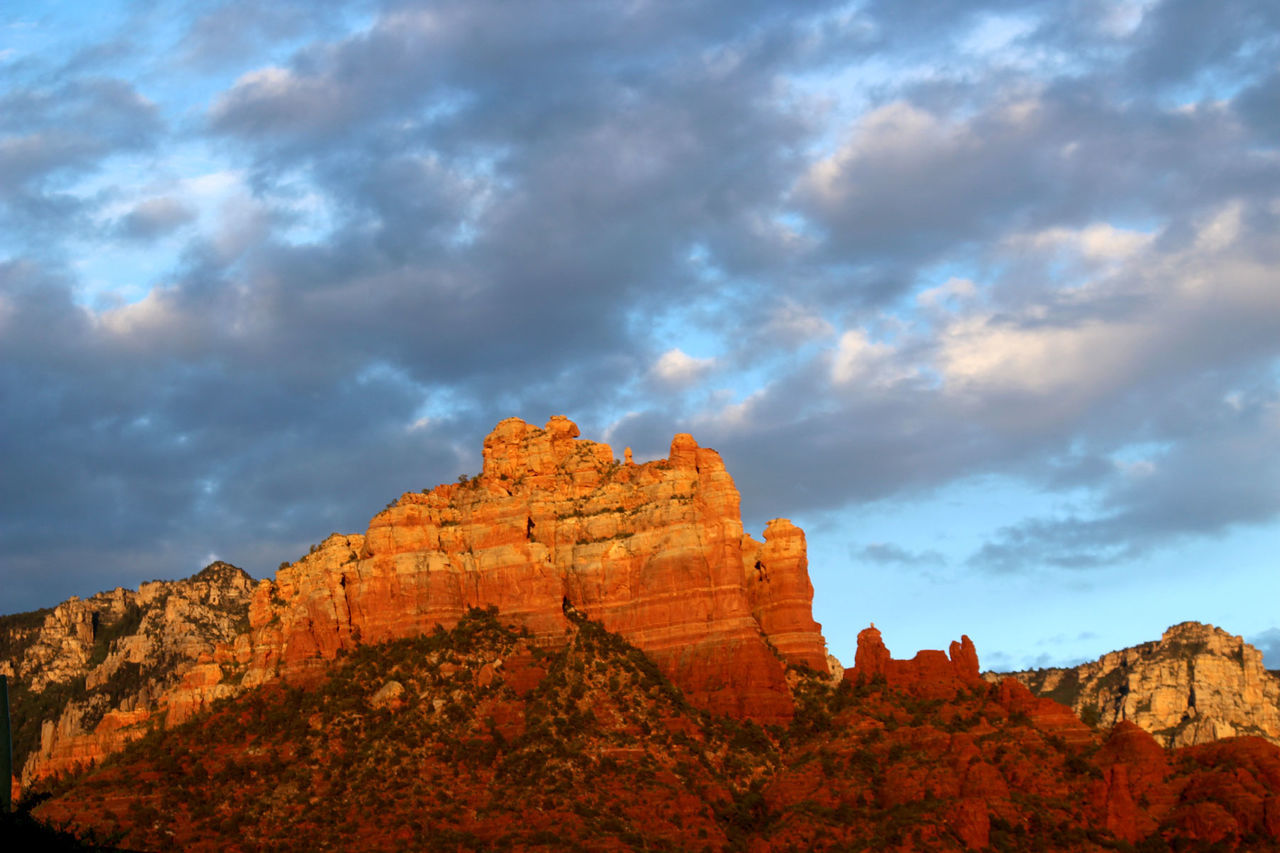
<box><xmin>998</xmin><ymin>622</ymin><xmax>1280</xmax><ymax>748</ymax></box>
<box><xmin>29</xmin><ymin>610</ymin><xmax>1280</xmax><ymax>852</ymax></box>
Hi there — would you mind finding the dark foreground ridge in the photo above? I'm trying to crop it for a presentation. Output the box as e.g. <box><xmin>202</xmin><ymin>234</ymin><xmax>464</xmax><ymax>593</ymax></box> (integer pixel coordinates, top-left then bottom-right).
<box><xmin>25</xmin><ymin>609</ymin><xmax>1280</xmax><ymax>852</ymax></box>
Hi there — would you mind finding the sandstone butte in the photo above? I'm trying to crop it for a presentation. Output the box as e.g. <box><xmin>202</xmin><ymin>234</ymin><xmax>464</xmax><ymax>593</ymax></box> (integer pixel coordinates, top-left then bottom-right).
<box><xmin>15</xmin><ymin>416</ymin><xmax>833</xmax><ymax>787</ymax></box>
<box><xmin>240</xmin><ymin>416</ymin><xmax>829</xmax><ymax>711</ymax></box>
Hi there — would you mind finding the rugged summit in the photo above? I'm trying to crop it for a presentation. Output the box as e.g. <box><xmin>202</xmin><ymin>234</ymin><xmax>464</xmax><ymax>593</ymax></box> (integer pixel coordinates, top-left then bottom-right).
<box><xmin>238</xmin><ymin>417</ymin><xmax>827</xmax><ymax>719</ymax></box>
<box><xmin>0</xmin><ymin>562</ymin><xmax>254</xmax><ymax>788</ymax></box>
<box><xmin>6</xmin><ymin>417</ymin><xmax>828</xmax><ymax>789</ymax></box>
<box><xmin>847</xmin><ymin>624</ymin><xmax>983</xmax><ymax>699</ymax></box>
<box><xmin>1001</xmin><ymin>622</ymin><xmax>1280</xmax><ymax>748</ymax></box>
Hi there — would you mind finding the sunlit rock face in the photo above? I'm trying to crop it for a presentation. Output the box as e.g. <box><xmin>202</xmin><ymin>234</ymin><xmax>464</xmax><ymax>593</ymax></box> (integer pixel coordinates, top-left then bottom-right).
<box><xmin>1</xmin><ymin>562</ymin><xmax>255</xmax><ymax>786</ymax></box>
<box><xmin>1001</xmin><ymin>621</ymin><xmax>1280</xmax><ymax>747</ymax></box>
<box><xmin>241</xmin><ymin>416</ymin><xmax>830</xmax><ymax>722</ymax></box>
<box><xmin>6</xmin><ymin>416</ymin><xmax>832</xmax><ymax>791</ymax></box>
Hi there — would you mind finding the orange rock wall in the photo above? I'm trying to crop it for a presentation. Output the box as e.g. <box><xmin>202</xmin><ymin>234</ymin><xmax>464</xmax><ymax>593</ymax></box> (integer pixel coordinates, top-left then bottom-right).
<box><xmin>239</xmin><ymin>416</ymin><xmax>829</xmax><ymax>721</ymax></box>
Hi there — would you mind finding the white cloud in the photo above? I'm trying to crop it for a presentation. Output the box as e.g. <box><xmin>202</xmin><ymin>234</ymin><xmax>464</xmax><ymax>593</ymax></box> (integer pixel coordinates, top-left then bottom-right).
<box><xmin>916</xmin><ymin>277</ymin><xmax>977</xmax><ymax>310</ymax></box>
<box><xmin>937</xmin><ymin>314</ymin><xmax>1146</xmax><ymax>397</ymax></box>
<box><xmin>934</xmin><ymin>198</ymin><xmax>1280</xmax><ymax>409</ymax></box>
<box><xmin>804</xmin><ymin>101</ymin><xmax>948</xmax><ymax>205</ymax></box>
<box><xmin>1194</xmin><ymin>200</ymin><xmax>1244</xmax><ymax>253</ymax></box>
<box><xmin>692</xmin><ymin>387</ymin><xmax>770</xmax><ymax>433</ymax></box>
<box><xmin>209</xmin><ymin>66</ymin><xmax>347</xmax><ymax>134</ymax></box>
<box><xmin>1018</xmin><ymin>222</ymin><xmax>1156</xmax><ymax>263</ymax></box>
<box><xmin>97</xmin><ymin>287</ymin><xmax>186</xmax><ymax>341</ymax></box>
<box><xmin>830</xmin><ymin>329</ymin><xmax>910</xmax><ymax>387</ymax></box>
<box><xmin>213</xmin><ymin>67</ymin><xmax>299</xmax><ymax>110</ymax></box>
<box><xmin>651</xmin><ymin>348</ymin><xmax>715</xmax><ymax>388</ymax></box>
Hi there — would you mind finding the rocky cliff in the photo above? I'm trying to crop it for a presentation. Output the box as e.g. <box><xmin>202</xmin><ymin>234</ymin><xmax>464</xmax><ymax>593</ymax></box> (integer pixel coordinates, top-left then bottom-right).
<box><xmin>999</xmin><ymin>622</ymin><xmax>1280</xmax><ymax>748</ymax></box>
<box><xmin>6</xmin><ymin>416</ymin><xmax>830</xmax><ymax>788</ymax></box>
<box><xmin>236</xmin><ymin>416</ymin><xmax>829</xmax><ymax>720</ymax></box>
<box><xmin>0</xmin><ymin>562</ymin><xmax>255</xmax><ymax>787</ymax></box>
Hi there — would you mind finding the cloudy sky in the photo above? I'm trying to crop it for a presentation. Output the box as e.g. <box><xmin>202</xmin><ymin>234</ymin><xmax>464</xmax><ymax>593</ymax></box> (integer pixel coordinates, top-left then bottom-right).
<box><xmin>3</xmin><ymin>0</ymin><xmax>1278</xmax><ymax>670</ymax></box>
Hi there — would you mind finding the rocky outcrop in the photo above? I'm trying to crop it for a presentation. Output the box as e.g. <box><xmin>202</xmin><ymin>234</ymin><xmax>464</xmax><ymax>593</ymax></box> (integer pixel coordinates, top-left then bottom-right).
<box><xmin>1</xmin><ymin>562</ymin><xmax>255</xmax><ymax>786</ymax></box>
<box><xmin>7</xmin><ymin>417</ymin><xmax>830</xmax><ymax>789</ymax></box>
<box><xmin>238</xmin><ymin>417</ymin><xmax>829</xmax><ymax>721</ymax></box>
<box><xmin>846</xmin><ymin>624</ymin><xmax>984</xmax><ymax>699</ymax></box>
<box><xmin>999</xmin><ymin>622</ymin><xmax>1280</xmax><ymax>748</ymax></box>
<box><xmin>742</xmin><ymin>519</ymin><xmax>828</xmax><ymax>672</ymax></box>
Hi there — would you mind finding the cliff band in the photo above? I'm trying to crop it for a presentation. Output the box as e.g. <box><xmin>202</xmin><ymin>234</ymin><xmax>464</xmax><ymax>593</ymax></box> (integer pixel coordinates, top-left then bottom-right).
<box><xmin>6</xmin><ymin>417</ymin><xmax>830</xmax><ymax>787</ymax></box>
<box><xmin>242</xmin><ymin>416</ymin><xmax>829</xmax><ymax>719</ymax></box>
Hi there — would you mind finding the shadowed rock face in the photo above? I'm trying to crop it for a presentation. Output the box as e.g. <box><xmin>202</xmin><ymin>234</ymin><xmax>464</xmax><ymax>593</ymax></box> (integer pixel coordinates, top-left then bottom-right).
<box><xmin>240</xmin><ymin>416</ymin><xmax>829</xmax><ymax>721</ymax></box>
<box><xmin>999</xmin><ymin>622</ymin><xmax>1280</xmax><ymax>748</ymax></box>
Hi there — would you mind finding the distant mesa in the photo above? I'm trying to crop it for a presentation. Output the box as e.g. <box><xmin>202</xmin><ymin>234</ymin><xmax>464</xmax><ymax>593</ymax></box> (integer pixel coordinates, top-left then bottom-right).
<box><xmin>997</xmin><ymin>621</ymin><xmax>1280</xmax><ymax>748</ymax></box>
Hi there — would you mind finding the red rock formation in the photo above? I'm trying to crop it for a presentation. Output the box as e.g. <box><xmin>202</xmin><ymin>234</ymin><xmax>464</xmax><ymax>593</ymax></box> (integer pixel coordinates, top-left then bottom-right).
<box><xmin>31</xmin><ymin>606</ymin><xmax>1280</xmax><ymax>852</ymax></box>
<box><xmin>994</xmin><ymin>677</ymin><xmax>1094</xmax><ymax>744</ymax></box>
<box><xmin>845</xmin><ymin>624</ymin><xmax>984</xmax><ymax>699</ymax></box>
<box><xmin>1091</xmin><ymin>719</ymin><xmax>1175</xmax><ymax>841</ymax></box>
<box><xmin>239</xmin><ymin>416</ymin><xmax>828</xmax><ymax>721</ymax></box>
<box><xmin>743</xmin><ymin>519</ymin><xmax>828</xmax><ymax>672</ymax></box>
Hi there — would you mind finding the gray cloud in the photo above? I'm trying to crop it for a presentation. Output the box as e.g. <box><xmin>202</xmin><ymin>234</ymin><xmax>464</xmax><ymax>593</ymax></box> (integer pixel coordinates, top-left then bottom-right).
<box><xmin>3</xmin><ymin>0</ymin><xmax>1280</xmax><ymax>617</ymax></box>
<box><xmin>1120</xmin><ymin>0</ymin><xmax>1280</xmax><ymax>91</ymax></box>
<box><xmin>1250</xmin><ymin>629</ymin><xmax>1280</xmax><ymax>670</ymax></box>
<box><xmin>116</xmin><ymin>197</ymin><xmax>197</xmax><ymax>240</ymax></box>
<box><xmin>854</xmin><ymin>543</ymin><xmax>947</xmax><ymax>568</ymax></box>
<box><xmin>177</xmin><ymin>0</ymin><xmax>352</xmax><ymax>69</ymax></box>
<box><xmin>0</xmin><ymin>77</ymin><xmax>160</xmax><ymax>245</ymax></box>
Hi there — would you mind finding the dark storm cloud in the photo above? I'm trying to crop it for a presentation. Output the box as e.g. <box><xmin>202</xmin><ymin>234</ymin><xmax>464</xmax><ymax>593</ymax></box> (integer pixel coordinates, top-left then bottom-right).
<box><xmin>4</xmin><ymin>0</ymin><xmax>1280</xmax><ymax>614</ymax></box>
<box><xmin>1120</xmin><ymin>0</ymin><xmax>1280</xmax><ymax>90</ymax></box>
<box><xmin>176</xmin><ymin>0</ymin><xmax>355</xmax><ymax>69</ymax></box>
<box><xmin>0</xmin><ymin>257</ymin><xmax>475</xmax><ymax>609</ymax></box>
<box><xmin>191</xmin><ymin>0</ymin><xmax>827</xmax><ymax>398</ymax></box>
<box><xmin>116</xmin><ymin>197</ymin><xmax>197</xmax><ymax>240</ymax></box>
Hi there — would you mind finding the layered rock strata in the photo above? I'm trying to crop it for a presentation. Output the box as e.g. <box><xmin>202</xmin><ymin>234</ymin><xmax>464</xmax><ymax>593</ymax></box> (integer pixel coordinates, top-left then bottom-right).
<box><xmin>0</xmin><ymin>562</ymin><xmax>254</xmax><ymax>786</ymax></box>
<box><xmin>9</xmin><ymin>417</ymin><xmax>830</xmax><ymax>787</ymax></box>
<box><xmin>239</xmin><ymin>416</ymin><xmax>829</xmax><ymax>720</ymax></box>
<box><xmin>1000</xmin><ymin>622</ymin><xmax>1280</xmax><ymax>748</ymax></box>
